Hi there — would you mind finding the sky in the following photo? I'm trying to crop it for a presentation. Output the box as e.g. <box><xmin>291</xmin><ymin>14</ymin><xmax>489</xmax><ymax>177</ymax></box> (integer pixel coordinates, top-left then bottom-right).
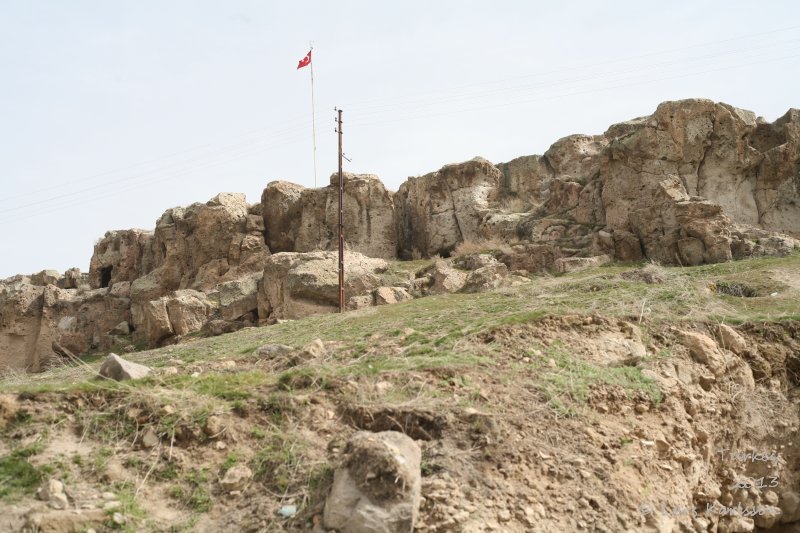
<box><xmin>1</xmin><ymin>1</ymin><xmax>799</xmax><ymax>278</ymax></box>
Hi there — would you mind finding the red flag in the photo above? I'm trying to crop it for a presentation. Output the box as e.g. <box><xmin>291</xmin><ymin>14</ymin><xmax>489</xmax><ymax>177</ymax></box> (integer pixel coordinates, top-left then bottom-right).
<box><xmin>297</xmin><ymin>49</ymin><xmax>312</xmax><ymax>70</ymax></box>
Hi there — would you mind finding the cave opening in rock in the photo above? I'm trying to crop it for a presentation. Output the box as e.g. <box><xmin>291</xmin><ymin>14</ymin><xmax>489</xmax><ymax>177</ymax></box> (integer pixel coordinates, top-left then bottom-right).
<box><xmin>100</xmin><ymin>266</ymin><xmax>113</xmax><ymax>288</ymax></box>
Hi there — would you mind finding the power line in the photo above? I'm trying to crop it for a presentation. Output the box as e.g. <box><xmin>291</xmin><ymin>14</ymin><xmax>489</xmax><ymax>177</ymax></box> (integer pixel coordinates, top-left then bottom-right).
<box><xmin>348</xmin><ymin>51</ymin><xmax>800</xmax><ymax>128</ymax></box>
<box><xmin>342</xmin><ymin>24</ymin><xmax>800</xmax><ymax>109</ymax></box>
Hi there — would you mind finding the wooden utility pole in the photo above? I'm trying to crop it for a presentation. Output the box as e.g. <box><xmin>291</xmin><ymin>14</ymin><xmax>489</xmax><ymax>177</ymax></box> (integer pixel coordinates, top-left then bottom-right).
<box><xmin>336</xmin><ymin>108</ymin><xmax>345</xmax><ymax>313</ymax></box>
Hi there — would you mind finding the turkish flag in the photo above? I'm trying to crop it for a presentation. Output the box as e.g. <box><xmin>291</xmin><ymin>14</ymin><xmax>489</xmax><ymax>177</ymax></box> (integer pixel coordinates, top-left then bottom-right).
<box><xmin>297</xmin><ymin>50</ymin><xmax>312</xmax><ymax>69</ymax></box>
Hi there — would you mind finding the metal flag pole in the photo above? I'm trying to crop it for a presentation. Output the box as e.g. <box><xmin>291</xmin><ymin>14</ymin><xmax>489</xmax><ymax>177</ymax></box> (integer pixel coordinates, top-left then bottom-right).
<box><xmin>309</xmin><ymin>44</ymin><xmax>317</xmax><ymax>188</ymax></box>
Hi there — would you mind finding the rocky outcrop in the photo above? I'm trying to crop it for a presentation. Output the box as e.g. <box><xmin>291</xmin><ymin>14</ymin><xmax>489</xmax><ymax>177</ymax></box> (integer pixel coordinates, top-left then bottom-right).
<box><xmin>130</xmin><ymin>289</ymin><xmax>213</xmax><ymax>346</ymax></box>
<box><xmin>3</xmin><ymin>99</ymin><xmax>800</xmax><ymax>373</ymax></box>
<box><xmin>263</xmin><ymin>174</ymin><xmax>396</xmax><ymax>259</ymax></box>
<box><xmin>599</xmin><ymin>100</ymin><xmax>800</xmax><ymax>255</ymax></box>
<box><xmin>0</xmin><ymin>281</ymin><xmax>130</xmax><ymax>372</ymax></box>
<box><xmin>395</xmin><ymin>158</ymin><xmax>500</xmax><ymax>259</ymax></box>
<box><xmin>257</xmin><ymin>251</ymin><xmax>389</xmax><ymax>321</ymax></box>
<box><xmin>89</xmin><ymin>229</ymin><xmax>155</xmax><ymax>289</ymax></box>
<box><xmin>137</xmin><ymin>192</ymin><xmax>269</xmax><ymax>298</ymax></box>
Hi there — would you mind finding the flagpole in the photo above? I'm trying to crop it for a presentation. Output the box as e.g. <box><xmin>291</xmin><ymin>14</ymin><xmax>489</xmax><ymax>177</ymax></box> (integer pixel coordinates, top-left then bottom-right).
<box><xmin>309</xmin><ymin>46</ymin><xmax>317</xmax><ymax>188</ymax></box>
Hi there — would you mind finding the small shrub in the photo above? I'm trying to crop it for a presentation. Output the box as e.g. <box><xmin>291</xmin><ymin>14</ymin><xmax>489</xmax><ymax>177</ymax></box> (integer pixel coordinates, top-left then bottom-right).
<box><xmin>714</xmin><ymin>280</ymin><xmax>757</xmax><ymax>298</ymax></box>
<box><xmin>452</xmin><ymin>238</ymin><xmax>513</xmax><ymax>258</ymax></box>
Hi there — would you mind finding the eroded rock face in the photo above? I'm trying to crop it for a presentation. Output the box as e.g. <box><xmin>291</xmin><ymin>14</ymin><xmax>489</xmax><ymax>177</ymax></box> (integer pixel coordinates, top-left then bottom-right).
<box><xmin>600</xmin><ymin>100</ymin><xmax>800</xmax><ymax>255</ymax></box>
<box><xmin>89</xmin><ymin>229</ymin><xmax>155</xmax><ymax>289</ymax></box>
<box><xmin>0</xmin><ymin>280</ymin><xmax>131</xmax><ymax>372</ymax></box>
<box><xmin>395</xmin><ymin>158</ymin><xmax>500</xmax><ymax>258</ymax></box>
<box><xmin>4</xmin><ymin>99</ymin><xmax>800</xmax><ymax>372</ymax></box>
<box><xmin>145</xmin><ymin>192</ymin><xmax>269</xmax><ymax>295</ymax></box>
<box><xmin>131</xmin><ymin>289</ymin><xmax>212</xmax><ymax>346</ymax></box>
<box><xmin>263</xmin><ymin>174</ymin><xmax>397</xmax><ymax>259</ymax></box>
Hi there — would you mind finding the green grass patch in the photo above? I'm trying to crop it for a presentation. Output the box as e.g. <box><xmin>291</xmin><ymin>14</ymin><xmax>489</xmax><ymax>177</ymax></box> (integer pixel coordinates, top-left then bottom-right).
<box><xmin>250</xmin><ymin>434</ymin><xmax>304</xmax><ymax>494</ymax></box>
<box><xmin>0</xmin><ymin>444</ymin><xmax>52</xmax><ymax>500</ymax></box>
<box><xmin>538</xmin><ymin>342</ymin><xmax>662</xmax><ymax>417</ymax></box>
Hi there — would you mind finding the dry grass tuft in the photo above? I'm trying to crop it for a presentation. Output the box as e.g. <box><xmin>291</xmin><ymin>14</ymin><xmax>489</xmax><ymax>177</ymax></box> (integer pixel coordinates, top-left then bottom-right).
<box><xmin>452</xmin><ymin>238</ymin><xmax>513</xmax><ymax>258</ymax></box>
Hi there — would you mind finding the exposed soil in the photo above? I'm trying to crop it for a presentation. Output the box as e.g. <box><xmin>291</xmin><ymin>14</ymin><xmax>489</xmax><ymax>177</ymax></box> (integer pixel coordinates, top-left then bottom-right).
<box><xmin>0</xmin><ymin>314</ymin><xmax>798</xmax><ymax>532</ymax></box>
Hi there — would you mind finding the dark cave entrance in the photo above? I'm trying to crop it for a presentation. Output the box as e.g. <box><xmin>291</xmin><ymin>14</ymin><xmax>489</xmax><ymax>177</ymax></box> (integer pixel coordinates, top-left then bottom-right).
<box><xmin>100</xmin><ymin>266</ymin><xmax>113</xmax><ymax>288</ymax></box>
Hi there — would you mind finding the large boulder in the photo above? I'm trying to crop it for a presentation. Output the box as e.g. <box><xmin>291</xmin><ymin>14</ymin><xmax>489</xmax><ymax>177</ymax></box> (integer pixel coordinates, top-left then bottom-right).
<box><xmin>323</xmin><ymin>431</ymin><xmax>422</xmax><ymax>533</ymax></box>
<box><xmin>211</xmin><ymin>275</ymin><xmax>260</xmax><ymax>322</ymax></box>
<box><xmin>131</xmin><ymin>290</ymin><xmax>212</xmax><ymax>346</ymax></box>
<box><xmin>262</xmin><ymin>174</ymin><xmax>397</xmax><ymax>259</ymax></box>
<box><xmin>257</xmin><ymin>251</ymin><xmax>389</xmax><ymax>321</ymax></box>
<box><xmin>262</xmin><ymin>180</ymin><xmax>305</xmax><ymax>253</ymax></box>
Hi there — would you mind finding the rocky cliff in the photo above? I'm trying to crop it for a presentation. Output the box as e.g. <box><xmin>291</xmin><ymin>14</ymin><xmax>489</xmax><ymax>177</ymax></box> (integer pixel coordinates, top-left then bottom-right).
<box><xmin>2</xmin><ymin>99</ymin><xmax>798</xmax><ymax>372</ymax></box>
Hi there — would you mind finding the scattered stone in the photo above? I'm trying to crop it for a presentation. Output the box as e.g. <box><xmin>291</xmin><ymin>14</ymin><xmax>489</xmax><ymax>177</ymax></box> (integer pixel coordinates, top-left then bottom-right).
<box><xmin>374</xmin><ymin>286</ymin><xmax>413</xmax><ymax>305</ymax></box>
<box><xmin>300</xmin><ymin>338</ymin><xmax>327</xmax><ymax>360</ymax></box>
<box><xmin>715</xmin><ymin>324</ymin><xmax>748</xmax><ymax>354</ymax></box>
<box><xmin>220</xmin><ymin>465</ymin><xmax>253</xmax><ymax>492</ymax></box>
<box><xmin>141</xmin><ymin>427</ymin><xmax>159</xmax><ymax>449</ymax></box>
<box><xmin>0</xmin><ymin>394</ymin><xmax>20</xmax><ymax>429</ymax></box>
<box><xmin>718</xmin><ymin>516</ymin><xmax>754</xmax><ymax>533</ymax></box>
<box><xmin>25</xmin><ymin>509</ymin><xmax>106</xmax><ymax>533</ymax></box>
<box><xmin>254</xmin><ymin>344</ymin><xmax>294</xmax><ymax>358</ymax></box>
<box><xmin>677</xmin><ymin>330</ymin><xmax>726</xmax><ymax>376</ymax></box>
<box><xmin>203</xmin><ymin>319</ymin><xmax>242</xmax><ymax>337</ymax></box>
<box><xmin>110</xmin><ymin>321</ymin><xmax>131</xmax><ymax>336</ymax></box>
<box><xmin>426</xmin><ymin>260</ymin><xmax>467</xmax><ymax>295</ymax></box>
<box><xmin>753</xmin><ymin>506</ymin><xmax>782</xmax><ymax>529</ymax></box>
<box><xmin>553</xmin><ymin>255</ymin><xmax>612</xmax><ymax>274</ymax></box>
<box><xmin>204</xmin><ymin>415</ymin><xmax>225</xmax><ymax>437</ymax></box>
<box><xmin>323</xmin><ymin>430</ymin><xmax>422</xmax><ymax>533</ymax></box>
<box><xmin>779</xmin><ymin>491</ymin><xmax>800</xmax><ymax>523</ymax></box>
<box><xmin>374</xmin><ymin>381</ymin><xmax>393</xmax><ymax>395</ymax></box>
<box><xmin>37</xmin><ymin>479</ymin><xmax>69</xmax><ymax>510</ymax></box>
<box><xmin>461</xmin><ymin>263</ymin><xmax>509</xmax><ymax>293</ymax></box>
<box><xmin>98</xmin><ymin>353</ymin><xmax>151</xmax><ymax>381</ymax></box>
<box><xmin>278</xmin><ymin>505</ymin><xmax>298</xmax><ymax>518</ymax></box>
<box><xmin>103</xmin><ymin>501</ymin><xmax>122</xmax><ymax>512</ymax></box>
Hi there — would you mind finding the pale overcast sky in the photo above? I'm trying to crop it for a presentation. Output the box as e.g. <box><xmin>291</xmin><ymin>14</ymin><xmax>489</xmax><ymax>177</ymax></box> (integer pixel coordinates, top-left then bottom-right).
<box><xmin>1</xmin><ymin>1</ymin><xmax>799</xmax><ymax>278</ymax></box>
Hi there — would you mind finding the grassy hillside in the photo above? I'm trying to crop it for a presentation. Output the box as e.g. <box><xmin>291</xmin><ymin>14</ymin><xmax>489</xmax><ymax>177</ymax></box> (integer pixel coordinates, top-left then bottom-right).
<box><xmin>1</xmin><ymin>253</ymin><xmax>798</xmax><ymax>532</ymax></box>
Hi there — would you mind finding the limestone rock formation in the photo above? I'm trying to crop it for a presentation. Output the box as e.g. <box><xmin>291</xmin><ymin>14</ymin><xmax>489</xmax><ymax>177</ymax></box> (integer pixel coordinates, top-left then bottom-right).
<box><xmin>136</xmin><ymin>192</ymin><xmax>269</xmax><ymax>298</ymax></box>
<box><xmin>0</xmin><ymin>280</ymin><xmax>130</xmax><ymax>372</ymax></box>
<box><xmin>89</xmin><ymin>229</ymin><xmax>154</xmax><ymax>289</ymax></box>
<box><xmin>131</xmin><ymin>289</ymin><xmax>213</xmax><ymax>346</ymax></box>
<box><xmin>395</xmin><ymin>157</ymin><xmax>500</xmax><ymax>259</ymax></box>
<box><xmin>262</xmin><ymin>173</ymin><xmax>396</xmax><ymax>259</ymax></box>
<box><xmin>3</xmin><ymin>99</ymin><xmax>800</xmax><ymax>373</ymax></box>
<box><xmin>258</xmin><ymin>251</ymin><xmax>389</xmax><ymax>320</ymax></box>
